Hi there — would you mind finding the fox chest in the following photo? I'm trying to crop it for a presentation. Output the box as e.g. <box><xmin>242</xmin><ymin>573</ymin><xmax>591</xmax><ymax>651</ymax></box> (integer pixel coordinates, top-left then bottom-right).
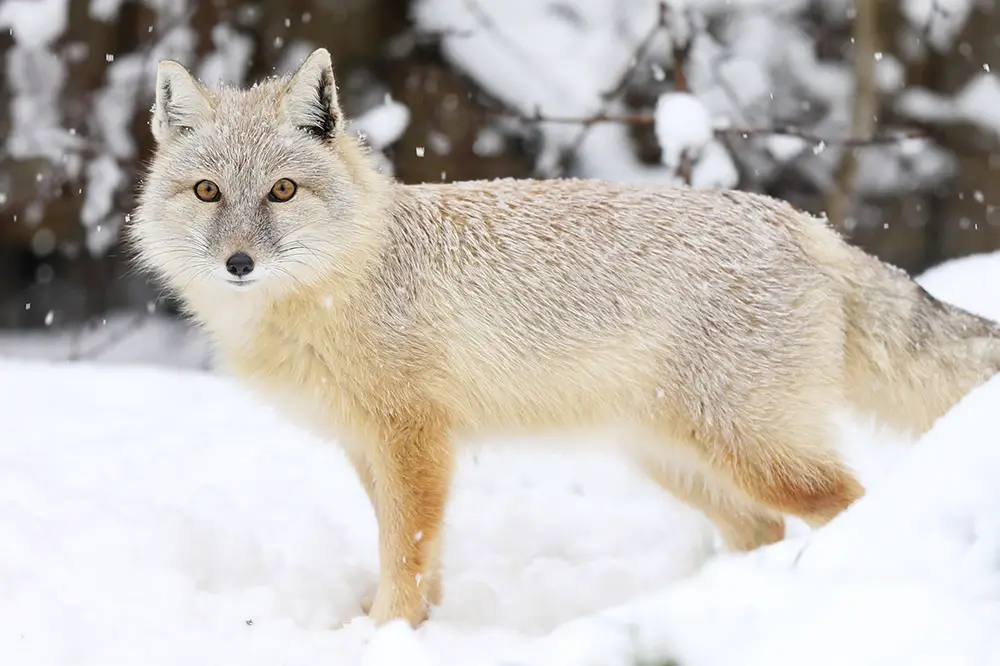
<box><xmin>225</xmin><ymin>329</ymin><xmax>384</xmax><ymax>443</ymax></box>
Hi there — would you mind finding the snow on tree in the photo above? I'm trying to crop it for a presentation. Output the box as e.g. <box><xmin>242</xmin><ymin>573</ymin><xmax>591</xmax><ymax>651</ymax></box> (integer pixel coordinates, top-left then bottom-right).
<box><xmin>410</xmin><ymin>0</ymin><xmax>988</xmax><ymax>234</ymax></box>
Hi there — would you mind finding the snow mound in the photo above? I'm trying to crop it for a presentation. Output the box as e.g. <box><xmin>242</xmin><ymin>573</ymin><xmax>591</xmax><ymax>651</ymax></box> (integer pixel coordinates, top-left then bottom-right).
<box><xmin>917</xmin><ymin>249</ymin><xmax>1000</xmax><ymax>322</ymax></box>
<box><xmin>0</xmin><ymin>359</ymin><xmax>710</xmax><ymax>665</ymax></box>
<box><xmin>497</xmin><ymin>372</ymin><xmax>1000</xmax><ymax>666</ymax></box>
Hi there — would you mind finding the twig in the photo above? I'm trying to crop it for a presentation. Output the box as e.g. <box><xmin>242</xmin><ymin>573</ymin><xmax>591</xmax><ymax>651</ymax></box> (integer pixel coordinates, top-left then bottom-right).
<box><xmin>668</xmin><ymin>5</ymin><xmax>695</xmax><ymax>185</ymax></box>
<box><xmin>67</xmin><ymin>311</ymin><xmax>150</xmax><ymax>362</ymax></box>
<box><xmin>791</xmin><ymin>537</ymin><xmax>813</xmax><ymax>569</ymax></box>
<box><xmin>408</xmin><ymin>26</ymin><xmax>477</xmax><ymax>42</ymax></box>
<box><xmin>826</xmin><ymin>0</ymin><xmax>879</xmax><ymax>231</ymax></box>
<box><xmin>486</xmin><ymin>107</ymin><xmax>929</xmax><ymax>146</ymax></box>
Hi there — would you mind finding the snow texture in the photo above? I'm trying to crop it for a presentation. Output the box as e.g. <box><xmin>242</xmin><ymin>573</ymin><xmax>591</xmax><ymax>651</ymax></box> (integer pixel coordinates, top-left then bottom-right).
<box><xmin>901</xmin><ymin>0</ymin><xmax>977</xmax><ymax>51</ymax></box>
<box><xmin>0</xmin><ymin>311</ymin><xmax>211</xmax><ymax>369</ymax></box>
<box><xmin>0</xmin><ymin>0</ymin><xmax>68</xmax><ymax>48</ymax></box>
<box><xmin>4</xmin><ymin>45</ymin><xmax>82</xmax><ymax>164</ymax></box>
<box><xmin>351</xmin><ymin>97</ymin><xmax>413</xmax><ymax>151</ymax></box>
<box><xmin>197</xmin><ymin>23</ymin><xmax>254</xmax><ymax>89</ymax></box>
<box><xmin>655</xmin><ymin>92</ymin><xmax>739</xmax><ymax>188</ymax></box>
<box><xmin>0</xmin><ymin>360</ymin><xmax>711</xmax><ymax>665</ymax></box>
<box><xmin>411</xmin><ymin>0</ymin><xmax>681</xmax><ymax>179</ymax></box>
<box><xmin>89</xmin><ymin>0</ymin><xmax>127</xmax><ymax>23</ymax></box>
<box><xmin>3</xmin><ymin>252</ymin><xmax>1000</xmax><ymax>664</ymax></box>
<box><xmin>80</xmin><ymin>154</ymin><xmax>126</xmax><ymax>256</ymax></box>
<box><xmin>898</xmin><ymin>73</ymin><xmax>1000</xmax><ymax>141</ymax></box>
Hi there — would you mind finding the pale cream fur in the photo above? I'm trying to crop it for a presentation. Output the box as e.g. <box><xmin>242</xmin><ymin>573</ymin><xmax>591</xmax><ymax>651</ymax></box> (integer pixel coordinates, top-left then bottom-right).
<box><xmin>128</xmin><ymin>48</ymin><xmax>1000</xmax><ymax>627</ymax></box>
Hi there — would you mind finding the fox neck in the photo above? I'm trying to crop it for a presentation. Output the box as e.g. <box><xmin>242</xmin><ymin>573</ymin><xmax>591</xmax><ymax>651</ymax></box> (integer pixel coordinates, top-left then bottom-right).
<box><xmin>179</xmin><ymin>243</ymin><xmax>382</xmax><ymax>364</ymax></box>
<box><xmin>181</xmin><ymin>285</ymin><xmax>274</xmax><ymax>352</ymax></box>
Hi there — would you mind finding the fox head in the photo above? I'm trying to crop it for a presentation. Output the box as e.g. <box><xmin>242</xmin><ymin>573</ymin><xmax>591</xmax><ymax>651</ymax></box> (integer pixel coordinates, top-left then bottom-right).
<box><xmin>130</xmin><ymin>48</ymin><xmax>390</xmax><ymax>308</ymax></box>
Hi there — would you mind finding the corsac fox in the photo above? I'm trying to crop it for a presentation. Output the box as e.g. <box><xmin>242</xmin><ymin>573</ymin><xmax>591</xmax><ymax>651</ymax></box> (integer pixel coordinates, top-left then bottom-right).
<box><xmin>129</xmin><ymin>48</ymin><xmax>1000</xmax><ymax>627</ymax></box>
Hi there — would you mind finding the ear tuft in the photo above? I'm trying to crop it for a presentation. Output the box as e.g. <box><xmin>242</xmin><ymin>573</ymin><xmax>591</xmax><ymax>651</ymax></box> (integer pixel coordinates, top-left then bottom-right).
<box><xmin>281</xmin><ymin>48</ymin><xmax>343</xmax><ymax>141</ymax></box>
<box><xmin>151</xmin><ymin>60</ymin><xmax>213</xmax><ymax>143</ymax></box>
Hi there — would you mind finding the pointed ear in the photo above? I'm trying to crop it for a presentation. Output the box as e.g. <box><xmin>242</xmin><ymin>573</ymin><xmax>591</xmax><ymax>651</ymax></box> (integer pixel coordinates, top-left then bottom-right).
<box><xmin>280</xmin><ymin>48</ymin><xmax>343</xmax><ymax>141</ymax></box>
<box><xmin>151</xmin><ymin>60</ymin><xmax>213</xmax><ymax>143</ymax></box>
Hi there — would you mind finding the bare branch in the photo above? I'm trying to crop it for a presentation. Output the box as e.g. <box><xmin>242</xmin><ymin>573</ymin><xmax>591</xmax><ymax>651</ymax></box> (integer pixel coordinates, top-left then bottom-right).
<box><xmin>488</xmin><ymin>1</ymin><xmax>920</xmax><ymax>184</ymax></box>
<box><xmin>67</xmin><ymin>312</ymin><xmax>151</xmax><ymax>362</ymax></box>
<box><xmin>487</xmin><ymin>108</ymin><xmax>929</xmax><ymax>147</ymax></box>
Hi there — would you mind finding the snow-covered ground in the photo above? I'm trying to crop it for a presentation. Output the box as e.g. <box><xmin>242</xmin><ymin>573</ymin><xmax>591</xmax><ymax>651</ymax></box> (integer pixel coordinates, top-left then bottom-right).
<box><xmin>2</xmin><ymin>251</ymin><xmax>1000</xmax><ymax>665</ymax></box>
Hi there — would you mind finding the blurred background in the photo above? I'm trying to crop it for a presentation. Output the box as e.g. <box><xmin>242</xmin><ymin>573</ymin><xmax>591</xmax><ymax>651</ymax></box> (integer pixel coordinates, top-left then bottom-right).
<box><xmin>0</xmin><ymin>0</ymin><xmax>998</xmax><ymax>366</ymax></box>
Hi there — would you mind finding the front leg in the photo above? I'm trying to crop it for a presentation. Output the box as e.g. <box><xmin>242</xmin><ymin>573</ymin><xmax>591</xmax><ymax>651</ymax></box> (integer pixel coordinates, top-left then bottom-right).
<box><xmin>366</xmin><ymin>413</ymin><xmax>453</xmax><ymax>627</ymax></box>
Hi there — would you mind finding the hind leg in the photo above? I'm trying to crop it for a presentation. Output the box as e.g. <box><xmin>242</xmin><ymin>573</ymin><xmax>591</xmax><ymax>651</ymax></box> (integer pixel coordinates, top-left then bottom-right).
<box><xmin>696</xmin><ymin>421</ymin><xmax>865</xmax><ymax>529</ymax></box>
<box><xmin>638</xmin><ymin>451</ymin><xmax>786</xmax><ymax>552</ymax></box>
<box><xmin>644</xmin><ymin>386</ymin><xmax>865</xmax><ymax>535</ymax></box>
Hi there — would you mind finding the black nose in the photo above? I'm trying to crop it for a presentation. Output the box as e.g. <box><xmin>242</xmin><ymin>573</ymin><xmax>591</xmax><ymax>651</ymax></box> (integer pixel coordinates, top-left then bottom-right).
<box><xmin>225</xmin><ymin>252</ymin><xmax>255</xmax><ymax>277</ymax></box>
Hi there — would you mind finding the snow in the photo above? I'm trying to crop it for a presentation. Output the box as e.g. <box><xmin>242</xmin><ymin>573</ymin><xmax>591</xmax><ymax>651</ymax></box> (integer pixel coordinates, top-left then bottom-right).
<box><xmin>652</xmin><ymin>92</ymin><xmax>737</xmax><ymax>188</ymax></box>
<box><xmin>874</xmin><ymin>52</ymin><xmax>906</xmax><ymax>95</ymax></box>
<box><xmin>89</xmin><ymin>0</ymin><xmax>127</xmax><ymax>23</ymax></box>
<box><xmin>93</xmin><ymin>54</ymin><xmax>148</xmax><ymax>160</ymax></box>
<box><xmin>916</xmin><ymin>249</ymin><xmax>1000</xmax><ymax>322</ymax></box>
<box><xmin>351</xmin><ymin>97</ymin><xmax>412</xmax><ymax>151</ymax></box>
<box><xmin>80</xmin><ymin>154</ymin><xmax>126</xmax><ymax>256</ymax></box>
<box><xmin>196</xmin><ymin>23</ymin><xmax>253</xmax><ymax>89</ymax></box>
<box><xmin>410</xmin><ymin>0</ymin><xmax>679</xmax><ymax>179</ymax></box>
<box><xmin>0</xmin><ymin>360</ymin><xmax>711</xmax><ymax>665</ymax></box>
<box><xmin>854</xmin><ymin>140</ymin><xmax>957</xmax><ymax>198</ymax></box>
<box><xmin>689</xmin><ymin>139</ymin><xmax>738</xmax><ymax>189</ymax></box>
<box><xmin>898</xmin><ymin>73</ymin><xmax>1000</xmax><ymax>141</ymax></box>
<box><xmin>84</xmin><ymin>51</ymin><xmax>151</xmax><ymax>254</ymax></box>
<box><xmin>4</xmin><ymin>45</ymin><xmax>82</xmax><ymax>164</ymax></box>
<box><xmin>901</xmin><ymin>0</ymin><xmax>977</xmax><ymax>51</ymax></box>
<box><xmin>765</xmin><ymin>134</ymin><xmax>808</xmax><ymax>162</ymax></box>
<box><xmin>529</xmin><ymin>369</ymin><xmax>1000</xmax><ymax>666</ymax></box>
<box><xmin>0</xmin><ymin>0</ymin><xmax>68</xmax><ymax>48</ymax></box>
<box><xmin>0</xmin><ymin>311</ymin><xmax>211</xmax><ymax>369</ymax></box>
<box><xmin>654</xmin><ymin>92</ymin><xmax>714</xmax><ymax>171</ymax></box>
<box><xmin>2</xmin><ymin>251</ymin><xmax>1000</xmax><ymax>664</ymax></box>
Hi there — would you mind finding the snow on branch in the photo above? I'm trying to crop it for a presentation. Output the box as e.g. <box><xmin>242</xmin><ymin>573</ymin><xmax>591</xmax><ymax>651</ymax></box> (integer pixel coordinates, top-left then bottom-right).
<box><xmin>484</xmin><ymin>110</ymin><xmax>930</xmax><ymax>148</ymax></box>
<box><xmin>414</xmin><ymin>0</ymin><xmax>978</xmax><ymax>219</ymax></box>
<box><xmin>902</xmin><ymin>0</ymin><xmax>978</xmax><ymax>53</ymax></box>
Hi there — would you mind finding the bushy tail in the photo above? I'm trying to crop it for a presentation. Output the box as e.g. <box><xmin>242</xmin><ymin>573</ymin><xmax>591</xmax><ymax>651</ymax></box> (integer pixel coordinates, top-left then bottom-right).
<box><xmin>840</xmin><ymin>248</ymin><xmax>1000</xmax><ymax>435</ymax></box>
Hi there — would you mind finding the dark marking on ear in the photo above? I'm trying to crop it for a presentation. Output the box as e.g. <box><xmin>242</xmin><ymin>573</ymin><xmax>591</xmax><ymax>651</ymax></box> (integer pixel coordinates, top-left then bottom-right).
<box><xmin>160</xmin><ymin>79</ymin><xmax>194</xmax><ymax>134</ymax></box>
<box><xmin>161</xmin><ymin>79</ymin><xmax>173</xmax><ymax>111</ymax></box>
<box><xmin>298</xmin><ymin>68</ymin><xmax>337</xmax><ymax>141</ymax></box>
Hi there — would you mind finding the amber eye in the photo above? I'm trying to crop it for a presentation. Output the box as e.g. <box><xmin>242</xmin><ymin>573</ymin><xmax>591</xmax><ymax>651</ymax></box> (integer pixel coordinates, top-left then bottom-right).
<box><xmin>193</xmin><ymin>180</ymin><xmax>220</xmax><ymax>202</ymax></box>
<box><xmin>268</xmin><ymin>178</ymin><xmax>297</xmax><ymax>202</ymax></box>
